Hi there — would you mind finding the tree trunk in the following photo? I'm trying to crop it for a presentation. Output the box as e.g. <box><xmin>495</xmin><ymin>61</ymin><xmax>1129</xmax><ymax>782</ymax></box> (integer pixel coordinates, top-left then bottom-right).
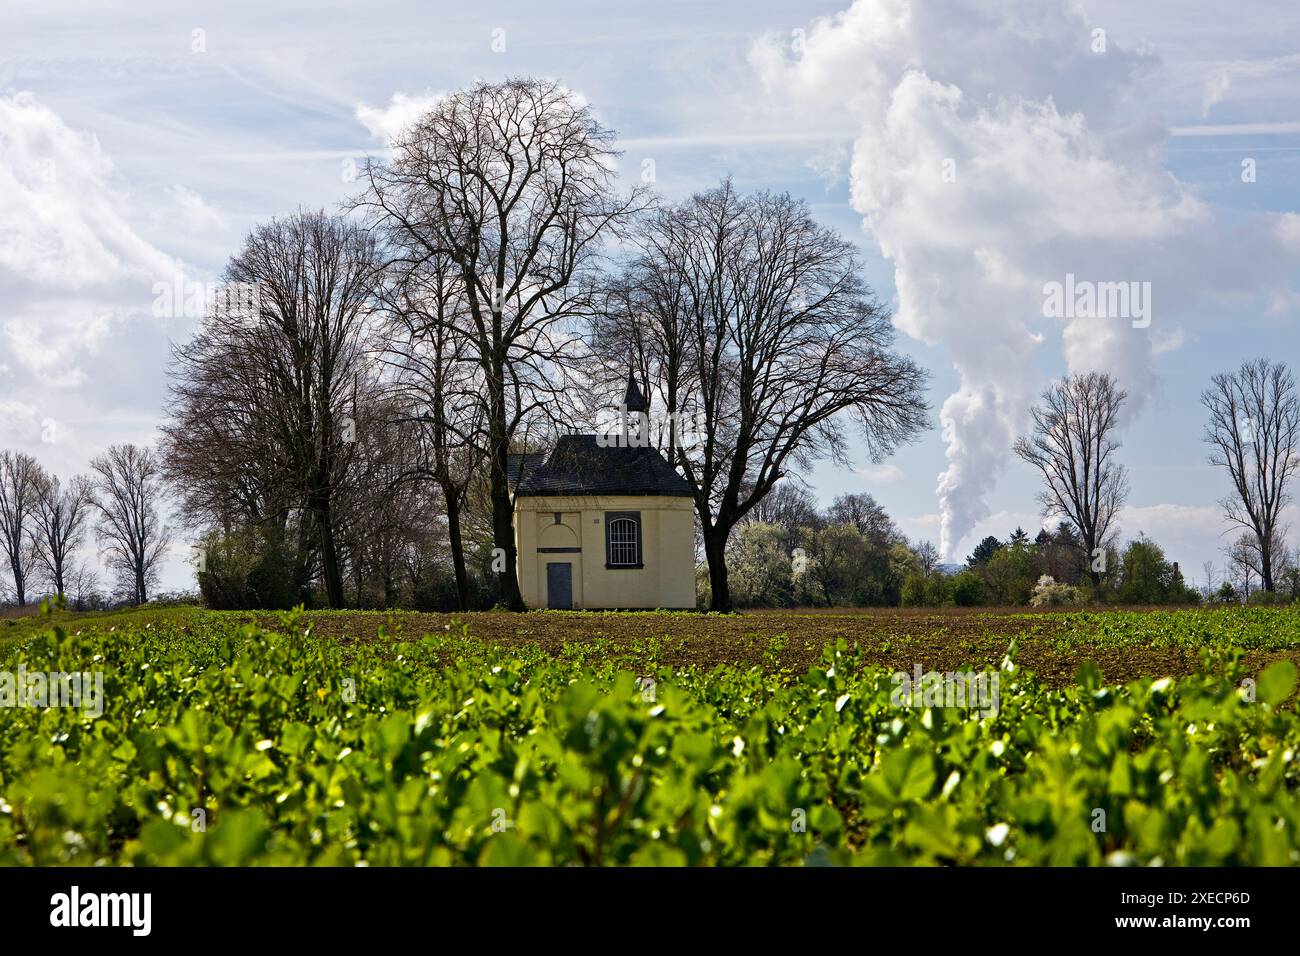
<box><xmin>490</xmin><ymin>467</ymin><xmax>523</xmax><ymax>610</ymax></box>
<box><xmin>314</xmin><ymin>495</ymin><xmax>345</xmax><ymax>608</ymax></box>
<box><xmin>443</xmin><ymin>487</ymin><xmax>471</xmax><ymax>612</ymax></box>
<box><xmin>487</xmin><ymin>360</ymin><xmax>524</xmax><ymax>611</ymax></box>
<box><xmin>704</xmin><ymin>527</ymin><xmax>731</xmax><ymax>612</ymax></box>
<box><xmin>294</xmin><ymin>514</ymin><xmax>313</xmax><ymax>603</ymax></box>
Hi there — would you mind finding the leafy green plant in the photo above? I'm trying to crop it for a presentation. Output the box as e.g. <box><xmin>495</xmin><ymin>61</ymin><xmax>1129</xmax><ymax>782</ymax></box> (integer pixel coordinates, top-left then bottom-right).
<box><xmin>0</xmin><ymin>608</ymin><xmax>1296</xmax><ymax>866</ymax></box>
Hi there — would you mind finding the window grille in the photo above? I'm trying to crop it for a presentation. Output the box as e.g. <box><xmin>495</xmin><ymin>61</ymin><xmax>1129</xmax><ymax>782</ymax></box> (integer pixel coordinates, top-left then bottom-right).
<box><xmin>607</xmin><ymin>517</ymin><xmax>640</xmax><ymax>566</ymax></box>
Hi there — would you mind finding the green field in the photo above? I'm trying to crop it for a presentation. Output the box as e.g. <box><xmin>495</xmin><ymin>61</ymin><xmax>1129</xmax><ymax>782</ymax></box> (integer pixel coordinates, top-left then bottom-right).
<box><xmin>1</xmin><ymin>605</ymin><xmax>1298</xmax><ymax>865</ymax></box>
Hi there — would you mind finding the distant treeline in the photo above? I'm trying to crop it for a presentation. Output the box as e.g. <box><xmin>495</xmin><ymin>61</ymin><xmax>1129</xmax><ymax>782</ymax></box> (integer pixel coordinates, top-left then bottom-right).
<box><xmin>722</xmin><ymin>486</ymin><xmax>1300</xmax><ymax>609</ymax></box>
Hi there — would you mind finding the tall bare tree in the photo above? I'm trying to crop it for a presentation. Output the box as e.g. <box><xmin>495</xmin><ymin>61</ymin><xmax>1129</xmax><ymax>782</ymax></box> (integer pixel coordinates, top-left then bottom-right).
<box><xmin>91</xmin><ymin>444</ymin><xmax>171</xmax><ymax>605</ymax></box>
<box><xmin>0</xmin><ymin>450</ymin><xmax>43</xmax><ymax>606</ymax></box>
<box><xmin>605</xmin><ymin>180</ymin><xmax>929</xmax><ymax>610</ymax></box>
<box><xmin>1225</xmin><ymin>532</ymin><xmax>1259</xmax><ymax>599</ymax></box>
<box><xmin>163</xmin><ymin>211</ymin><xmax>378</xmax><ymax>607</ymax></box>
<box><xmin>1201</xmin><ymin>358</ymin><xmax>1300</xmax><ymax>593</ymax></box>
<box><xmin>828</xmin><ymin>492</ymin><xmax>900</xmax><ymax>545</ymax></box>
<box><xmin>376</xmin><ymin>252</ymin><xmax>488</xmax><ymax>610</ymax></box>
<box><xmin>31</xmin><ymin>472</ymin><xmax>93</xmax><ymax>597</ymax></box>
<box><xmin>914</xmin><ymin>540</ymin><xmax>940</xmax><ymax>575</ymax></box>
<box><xmin>356</xmin><ymin>78</ymin><xmax>647</xmax><ymax>610</ymax></box>
<box><xmin>1013</xmin><ymin>372</ymin><xmax>1129</xmax><ymax>588</ymax></box>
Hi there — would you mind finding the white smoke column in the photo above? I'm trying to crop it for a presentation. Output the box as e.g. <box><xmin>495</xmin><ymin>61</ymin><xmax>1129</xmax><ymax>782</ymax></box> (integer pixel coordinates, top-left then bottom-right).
<box><xmin>750</xmin><ymin>0</ymin><xmax>1238</xmax><ymax>558</ymax></box>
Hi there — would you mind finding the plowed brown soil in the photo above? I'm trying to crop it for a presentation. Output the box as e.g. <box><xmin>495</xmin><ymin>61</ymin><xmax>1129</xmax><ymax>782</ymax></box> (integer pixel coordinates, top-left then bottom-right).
<box><xmin>269</xmin><ymin>606</ymin><xmax>1300</xmax><ymax>689</ymax></box>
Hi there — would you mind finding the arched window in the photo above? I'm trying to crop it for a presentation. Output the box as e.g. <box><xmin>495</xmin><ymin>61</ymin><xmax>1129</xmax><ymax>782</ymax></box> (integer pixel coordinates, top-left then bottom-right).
<box><xmin>606</xmin><ymin>513</ymin><xmax>641</xmax><ymax>567</ymax></box>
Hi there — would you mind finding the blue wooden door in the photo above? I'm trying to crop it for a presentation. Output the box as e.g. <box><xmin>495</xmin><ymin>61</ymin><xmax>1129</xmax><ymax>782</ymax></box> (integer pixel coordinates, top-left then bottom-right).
<box><xmin>546</xmin><ymin>562</ymin><xmax>572</xmax><ymax>609</ymax></box>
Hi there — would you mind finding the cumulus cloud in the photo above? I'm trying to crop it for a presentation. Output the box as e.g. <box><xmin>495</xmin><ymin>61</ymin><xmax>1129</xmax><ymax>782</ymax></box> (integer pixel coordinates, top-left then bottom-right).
<box><xmin>0</xmin><ymin>93</ymin><xmax>178</xmax><ymax>287</ymax></box>
<box><xmin>0</xmin><ymin>92</ymin><xmax>188</xmax><ymax>391</ymax></box>
<box><xmin>0</xmin><ymin>90</ymin><xmax>201</xmax><ymax>486</ymax></box>
<box><xmin>0</xmin><ymin>399</ymin><xmax>40</xmax><ymax>442</ymax></box>
<box><xmin>355</xmin><ymin>89</ymin><xmax>445</xmax><ymax>145</ymax></box>
<box><xmin>750</xmin><ymin>0</ymin><xmax>1300</xmax><ymax>560</ymax></box>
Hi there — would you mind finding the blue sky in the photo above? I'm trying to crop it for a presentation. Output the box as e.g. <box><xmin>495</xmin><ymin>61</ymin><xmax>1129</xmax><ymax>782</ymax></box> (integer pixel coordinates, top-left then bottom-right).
<box><xmin>1</xmin><ymin>0</ymin><xmax>1298</xmax><ymax>593</ymax></box>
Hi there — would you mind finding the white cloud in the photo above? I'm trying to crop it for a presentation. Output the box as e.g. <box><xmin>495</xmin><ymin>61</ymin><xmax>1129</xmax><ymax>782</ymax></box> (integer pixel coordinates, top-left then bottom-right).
<box><xmin>163</xmin><ymin>184</ymin><xmax>226</xmax><ymax>233</ymax></box>
<box><xmin>1201</xmin><ymin>70</ymin><xmax>1232</xmax><ymax>116</ymax></box>
<box><xmin>355</xmin><ymin>90</ymin><xmax>444</xmax><ymax>145</ymax></box>
<box><xmin>0</xmin><ymin>92</ymin><xmax>190</xmax><ymax>396</ymax></box>
<box><xmin>898</xmin><ymin>507</ymin><xmax>1048</xmax><ymax>555</ymax></box>
<box><xmin>0</xmin><ymin>92</ymin><xmax>178</xmax><ymax>287</ymax></box>
<box><xmin>0</xmin><ymin>91</ymin><xmax>199</xmax><ymax>590</ymax></box>
<box><xmin>1192</xmin><ymin>51</ymin><xmax>1300</xmax><ymax>119</ymax></box>
<box><xmin>852</xmin><ymin>462</ymin><xmax>903</xmax><ymax>483</ymax></box>
<box><xmin>750</xmin><ymin>0</ymin><xmax>1300</xmax><ymax>560</ymax></box>
<box><xmin>1151</xmin><ymin>325</ymin><xmax>1186</xmax><ymax>354</ymax></box>
<box><xmin>0</xmin><ymin>400</ymin><xmax>40</xmax><ymax>443</ymax></box>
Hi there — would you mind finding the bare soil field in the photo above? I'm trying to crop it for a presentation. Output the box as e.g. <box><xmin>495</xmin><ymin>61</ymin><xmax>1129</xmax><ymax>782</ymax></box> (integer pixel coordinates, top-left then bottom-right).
<box><xmin>254</xmin><ymin>604</ymin><xmax>1300</xmax><ymax>688</ymax></box>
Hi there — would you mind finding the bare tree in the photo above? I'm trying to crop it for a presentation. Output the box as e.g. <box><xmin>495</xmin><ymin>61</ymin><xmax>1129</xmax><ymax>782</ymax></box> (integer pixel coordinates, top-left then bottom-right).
<box><xmin>30</xmin><ymin>472</ymin><xmax>94</xmax><ymax>597</ymax></box>
<box><xmin>163</xmin><ymin>211</ymin><xmax>378</xmax><ymax>607</ymax></box>
<box><xmin>1014</xmin><ymin>372</ymin><xmax>1129</xmax><ymax>588</ymax></box>
<box><xmin>915</xmin><ymin>540</ymin><xmax>940</xmax><ymax>575</ymax></box>
<box><xmin>740</xmin><ymin>482</ymin><xmax>821</xmax><ymax>530</ymax></box>
<box><xmin>67</xmin><ymin>560</ymin><xmax>101</xmax><ymax>611</ymax></box>
<box><xmin>1201</xmin><ymin>358</ymin><xmax>1300</xmax><ymax>593</ymax></box>
<box><xmin>607</xmin><ymin>180</ymin><xmax>929</xmax><ymax>610</ymax></box>
<box><xmin>90</xmin><ymin>444</ymin><xmax>171</xmax><ymax>605</ymax></box>
<box><xmin>1225</xmin><ymin>533</ymin><xmax>1258</xmax><ymax>600</ymax></box>
<box><xmin>332</xmin><ymin>390</ymin><xmax>438</xmax><ymax>608</ymax></box>
<box><xmin>828</xmin><ymin>492</ymin><xmax>901</xmax><ymax>546</ymax></box>
<box><xmin>375</xmin><ymin>250</ymin><xmax>490</xmax><ymax>611</ymax></box>
<box><xmin>355</xmin><ymin>78</ymin><xmax>647</xmax><ymax>610</ymax></box>
<box><xmin>1201</xmin><ymin>559</ymin><xmax>1217</xmax><ymax>597</ymax></box>
<box><xmin>0</xmin><ymin>450</ymin><xmax>43</xmax><ymax>606</ymax></box>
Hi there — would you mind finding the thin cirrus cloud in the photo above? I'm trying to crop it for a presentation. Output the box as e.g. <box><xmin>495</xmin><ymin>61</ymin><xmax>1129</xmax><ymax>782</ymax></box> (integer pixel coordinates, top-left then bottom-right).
<box><xmin>748</xmin><ymin>0</ymin><xmax>1300</xmax><ymax>560</ymax></box>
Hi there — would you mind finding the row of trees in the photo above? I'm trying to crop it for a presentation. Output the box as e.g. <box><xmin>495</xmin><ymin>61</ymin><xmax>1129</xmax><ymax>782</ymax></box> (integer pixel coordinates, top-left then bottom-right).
<box><xmin>723</xmin><ymin>509</ymin><xmax>1300</xmax><ymax>610</ymax></box>
<box><xmin>724</xmin><ymin>489</ymin><xmax>921</xmax><ymax>607</ymax></box>
<box><xmin>1006</xmin><ymin>360</ymin><xmax>1299</xmax><ymax>602</ymax></box>
<box><xmin>721</xmin><ymin>497</ymin><xmax>1205</xmax><ymax>609</ymax></box>
<box><xmin>159</xmin><ymin>77</ymin><xmax>929</xmax><ymax>613</ymax></box>
<box><xmin>0</xmin><ymin>446</ymin><xmax>170</xmax><ymax>609</ymax></box>
<box><xmin>3</xmin><ymin>81</ymin><xmax>1293</xmax><ymax>615</ymax></box>
<box><xmin>717</xmin><ymin>354</ymin><xmax>1300</xmax><ymax>609</ymax></box>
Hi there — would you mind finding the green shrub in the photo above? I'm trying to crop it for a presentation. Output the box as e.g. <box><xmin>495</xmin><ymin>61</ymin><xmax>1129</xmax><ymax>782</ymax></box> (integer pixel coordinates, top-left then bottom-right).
<box><xmin>901</xmin><ymin>572</ymin><xmax>928</xmax><ymax>607</ymax></box>
<box><xmin>951</xmin><ymin>570</ymin><xmax>983</xmax><ymax>606</ymax></box>
<box><xmin>1248</xmin><ymin>590</ymin><xmax>1294</xmax><ymax>607</ymax></box>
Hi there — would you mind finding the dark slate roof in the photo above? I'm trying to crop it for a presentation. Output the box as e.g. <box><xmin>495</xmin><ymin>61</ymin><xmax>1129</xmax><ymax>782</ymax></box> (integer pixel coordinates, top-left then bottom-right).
<box><xmin>506</xmin><ymin>452</ymin><xmax>548</xmax><ymax>491</ymax></box>
<box><xmin>516</xmin><ymin>434</ymin><xmax>693</xmax><ymax>497</ymax></box>
<box><xmin>623</xmin><ymin>372</ymin><xmax>648</xmax><ymax>413</ymax></box>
